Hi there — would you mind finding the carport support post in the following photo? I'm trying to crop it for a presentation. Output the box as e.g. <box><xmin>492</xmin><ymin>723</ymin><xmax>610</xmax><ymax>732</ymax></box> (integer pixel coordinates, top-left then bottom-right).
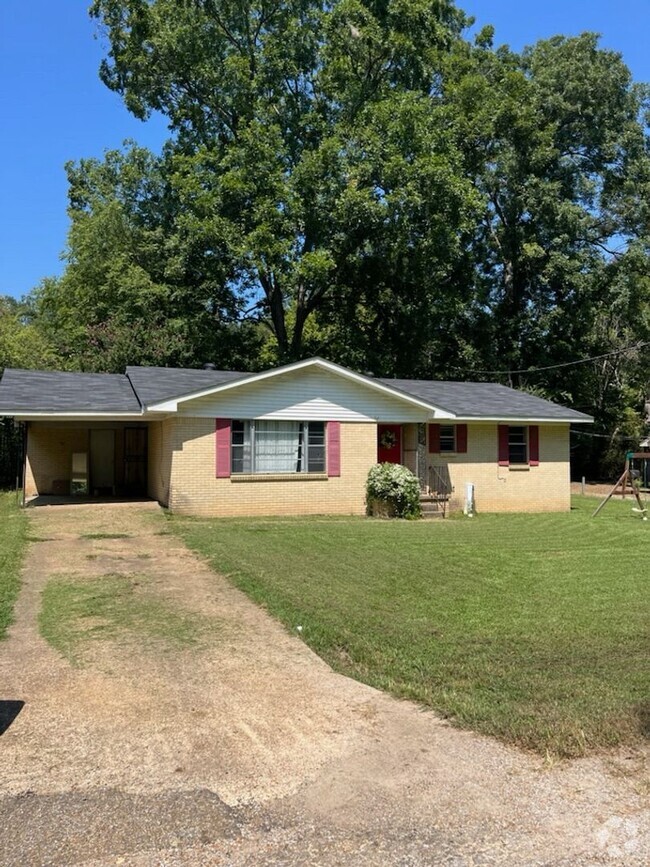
<box><xmin>17</xmin><ymin>421</ymin><xmax>27</xmax><ymax>508</ymax></box>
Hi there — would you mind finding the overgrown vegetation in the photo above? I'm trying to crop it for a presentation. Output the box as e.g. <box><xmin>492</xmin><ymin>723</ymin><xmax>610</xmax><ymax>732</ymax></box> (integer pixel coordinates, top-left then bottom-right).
<box><xmin>0</xmin><ymin>491</ymin><xmax>28</xmax><ymax>640</ymax></box>
<box><xmin>39</xmin><ymin>573</ymin><xmax>210</xmax><ymax>665</ymax></box>
<box><xmin>366</xmin><ymin>463</ymin><xmax>422</xmax><ymax>518</ymax></box>
<box><xmin>0</xmin><ymin>418</ymin><xmax>23</xmax><ymax>490</ymax></box>
<box><xmin>172</xmin><ymin>497</ymin><xmax>649</xmax><ymax>758</ymax></box>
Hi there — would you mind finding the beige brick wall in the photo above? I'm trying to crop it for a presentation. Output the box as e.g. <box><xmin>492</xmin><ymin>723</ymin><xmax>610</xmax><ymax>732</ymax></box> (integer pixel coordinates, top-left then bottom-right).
<box><xmin>25</xmin><ymin>418</ymin><xmax>571</xmax><ymax>515</ymax></box>
<box><xmin>147</xmin><ymin>419</ymin><xmax>174</xmax><ymax>506</ymax></box>
<box><xmin>25</xmin><ymin>424</ymin><xmax>89</xmax><ymax>497</ymax></box>
<box><xmin>165</xmin><ymin>418</ymin><xmax>377</xmax><ymax>517</ymax></box>
<box><xmin>430</xmin><ymin>423</ymin><xmax>570</xmax><ymax>513</ymax></box>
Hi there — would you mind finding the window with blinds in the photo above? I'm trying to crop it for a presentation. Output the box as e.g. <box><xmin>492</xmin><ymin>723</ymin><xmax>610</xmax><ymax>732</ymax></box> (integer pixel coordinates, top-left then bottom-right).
<box><xmin>231</xmin><ymin>420</ymin><xmax>326</xmax><ymax>474</ymax></box>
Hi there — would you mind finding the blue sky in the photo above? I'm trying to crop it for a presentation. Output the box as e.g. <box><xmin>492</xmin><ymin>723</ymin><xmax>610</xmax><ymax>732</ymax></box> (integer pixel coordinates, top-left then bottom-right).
<box><xmin>1</xmin><ymin>0</ymin><xmax>648</xmax><ymax>299</ymax></box>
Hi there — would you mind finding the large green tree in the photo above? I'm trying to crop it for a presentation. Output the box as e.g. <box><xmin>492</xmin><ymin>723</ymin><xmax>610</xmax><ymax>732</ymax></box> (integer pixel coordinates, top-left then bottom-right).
<box><xmin>0</xmin><ymin>294</ymin><xmax>61</xmax><ymax>374</ymax></box>
<box><xmin>20</xmin><ymin>4</ymin><xmax>650</xmax><ymax>478</ymax></box>
<box><xmin>450</xmin><ymin>33</ymin><xmax>650</xmax><ymax>381</ymax></box>
<box><xmin>454</xmin><ymin>33</ymin><xmax>650</xmax><ymax>469</ymax></box>
<box><xmin>35</xmin><ymin>144</ymin><xmax>259</xmax><ymax>371</ymax></box>
<box><xmin>89</xmin><ymin>0</ymin><xmax>479</xmax><ymax>364</ymax></box>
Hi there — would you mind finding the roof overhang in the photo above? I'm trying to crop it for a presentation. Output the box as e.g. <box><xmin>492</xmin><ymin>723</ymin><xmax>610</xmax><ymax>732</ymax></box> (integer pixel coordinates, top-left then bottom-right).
<box><xmin>7</xmin><ymin>412</ymin><xmax>147</xmax><ymax>422</ymax></box>
<box><xmin>145</xmin><ymin>357</ymin><xmax>455</xmax><ymax>417</ymax></box>
<box><xmin>453</xmin><ymin>416</ymin><xmax>594</xmax><ymax>424</ymax></box>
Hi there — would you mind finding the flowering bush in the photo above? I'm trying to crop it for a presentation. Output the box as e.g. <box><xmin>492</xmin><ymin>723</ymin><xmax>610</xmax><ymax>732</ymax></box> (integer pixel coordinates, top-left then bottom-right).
<box><xmin>366</xmin><ymin>463</ymin><xmax>421</xmax><ymax>519</ymax></box>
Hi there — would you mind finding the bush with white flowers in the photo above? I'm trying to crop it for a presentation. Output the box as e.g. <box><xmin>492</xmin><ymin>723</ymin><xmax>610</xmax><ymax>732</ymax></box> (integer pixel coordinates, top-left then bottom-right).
<box><xmin>366</xmin><ymin>463</ymin><xmax>421</xmax><ymax>519</ymax></box>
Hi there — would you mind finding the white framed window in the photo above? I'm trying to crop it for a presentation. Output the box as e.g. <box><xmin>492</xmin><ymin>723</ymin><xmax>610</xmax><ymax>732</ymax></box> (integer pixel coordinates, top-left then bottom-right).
<box><xmin>439</xmin><ymin>425</ymin><xmax>456</xmax><ymax>452</ymax></box>
<box><xmin>508</xmin><ymin>426</ymin><xmax>528</xmax><ymax>465</ymax></box>
<box><xmin>231</xmin><ymin>420</ymin><xmax>326</xmax><ymax>474</ymax></box>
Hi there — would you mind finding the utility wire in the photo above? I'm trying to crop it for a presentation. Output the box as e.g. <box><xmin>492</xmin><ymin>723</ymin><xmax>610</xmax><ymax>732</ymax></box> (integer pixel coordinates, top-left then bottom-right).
<box><xmin>570</xmin><ymin>429</ymin><xmax>644</xmax><ymax>442</ymax></box>
<box><xmin>452</xmin><ymin>341</ymin><xmax>650</xmax><ymax>377</ymax></box>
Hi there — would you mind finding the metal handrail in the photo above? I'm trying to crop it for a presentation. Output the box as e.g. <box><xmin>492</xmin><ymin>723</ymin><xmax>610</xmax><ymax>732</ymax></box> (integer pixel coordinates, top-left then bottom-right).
<box><xmin>428</xmin><ymin>465</ymin><xmax>452</xmax><ymax>498</ymax></box>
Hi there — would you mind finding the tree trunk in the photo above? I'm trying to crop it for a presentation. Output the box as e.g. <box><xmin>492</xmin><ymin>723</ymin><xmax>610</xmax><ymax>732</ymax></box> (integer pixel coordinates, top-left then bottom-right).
<box><xmin>290</xmin><ymin>302</ymin><xmax>309</xmax><ymax>360</ymax></box>
<box><xmin>259</xmin><ymin>271</ymin><xmax>290</xmax><ymax>360</ymax></box>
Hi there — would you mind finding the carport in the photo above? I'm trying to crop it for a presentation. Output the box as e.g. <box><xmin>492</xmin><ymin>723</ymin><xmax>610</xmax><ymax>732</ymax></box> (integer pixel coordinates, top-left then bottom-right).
<box><xmin>0</xmin><ymin>368</ymin><xmax>151</xmax><ymax>502</ymax></box>
<box><xmin>24</xmin><ymin>421</ymin><xmax>148</xmax><ymax>500</ymax></box>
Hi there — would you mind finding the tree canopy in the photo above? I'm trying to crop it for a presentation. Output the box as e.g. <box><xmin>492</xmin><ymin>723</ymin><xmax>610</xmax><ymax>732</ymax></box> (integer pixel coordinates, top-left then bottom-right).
<box><xmin>35</xmin><ymin>144</ymin><xmax>259</xmax><ymax>371</ymax></box>
<box><xmin>87</xmin><ymin>0</ymin><xmax>477</xmax><ymax>365</ymax></box>
<box><xmin>6</xmin><ymin>1</ymin><xmax>650</xmax><ymax>475</ymax></box>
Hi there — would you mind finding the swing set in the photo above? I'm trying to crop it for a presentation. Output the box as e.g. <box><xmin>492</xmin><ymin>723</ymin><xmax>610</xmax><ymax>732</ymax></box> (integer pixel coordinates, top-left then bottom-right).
<box><xmin>592</xmin><ymin>451</ymin><xmax>649</xmax><ymax>520</ymax></box>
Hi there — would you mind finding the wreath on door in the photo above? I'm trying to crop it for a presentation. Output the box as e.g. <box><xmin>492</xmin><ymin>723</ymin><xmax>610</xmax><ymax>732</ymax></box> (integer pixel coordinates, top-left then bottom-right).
<box><xmin>380</xmin><ymin>430</ymin><xmax>397</xmax><ymax>450</ymax></box>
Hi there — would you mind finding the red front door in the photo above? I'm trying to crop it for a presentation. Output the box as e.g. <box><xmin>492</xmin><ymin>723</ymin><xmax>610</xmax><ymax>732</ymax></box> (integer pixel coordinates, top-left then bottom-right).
<box><xmin>377</xmin><ymin>424</ymin><xmax>402</xmax><ymax>464</ymax></box>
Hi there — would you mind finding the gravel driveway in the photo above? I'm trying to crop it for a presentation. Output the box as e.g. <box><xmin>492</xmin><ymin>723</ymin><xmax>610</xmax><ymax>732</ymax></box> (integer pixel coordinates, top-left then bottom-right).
<box><xmin>0</xmin><ymin>502</ymin><xmax>647</xmax><ymax>866</ymax></box>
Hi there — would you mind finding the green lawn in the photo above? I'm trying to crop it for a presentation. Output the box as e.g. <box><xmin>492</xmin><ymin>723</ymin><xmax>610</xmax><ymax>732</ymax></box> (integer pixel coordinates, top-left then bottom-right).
<box><xmin>0</xmin><ymin>491</ymin><xmax>28</xmax><ymax>640</ymax></box>
<box><xmin>172</xmin><ymin>496</ymin><xmax>649</xmax><ymax>758</ymax></box>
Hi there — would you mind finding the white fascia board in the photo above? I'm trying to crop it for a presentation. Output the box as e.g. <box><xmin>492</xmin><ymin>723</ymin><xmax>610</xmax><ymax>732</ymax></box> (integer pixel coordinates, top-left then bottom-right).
<box><xmin>10</xmin><ymin>412</ymin><xmax>145</xmax><ymax>422</ymax></box>
<box><xmin>451</xmin><ymin>416</ymin><xmax>594</xmax><ymax>424</ymax></box>
<box><xmin>146</xmin><ymin>357</ymin><xmax>454</xmax><ymax>416</ymax></box>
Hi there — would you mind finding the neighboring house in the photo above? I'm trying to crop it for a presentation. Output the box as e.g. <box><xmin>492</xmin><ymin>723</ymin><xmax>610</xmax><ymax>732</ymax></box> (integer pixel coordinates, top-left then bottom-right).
<box><xmin>0</xmin><ymin>357</ymin><xmax>592</xmax><ymax>516</ymax></box>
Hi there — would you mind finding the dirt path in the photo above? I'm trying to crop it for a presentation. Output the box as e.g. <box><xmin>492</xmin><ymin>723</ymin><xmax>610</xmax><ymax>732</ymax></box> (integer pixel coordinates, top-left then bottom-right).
<box><xmin>0</xmin><ymin>503</ymin><xmax>647</xmax><ymax>866</ymax></box>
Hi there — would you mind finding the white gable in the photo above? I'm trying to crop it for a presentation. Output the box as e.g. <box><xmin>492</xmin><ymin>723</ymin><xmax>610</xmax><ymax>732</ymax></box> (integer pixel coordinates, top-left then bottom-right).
<box><xmin>174</xmin><ymin>366</ymin><xmax>441</xmax><ymax>422</ymax></box>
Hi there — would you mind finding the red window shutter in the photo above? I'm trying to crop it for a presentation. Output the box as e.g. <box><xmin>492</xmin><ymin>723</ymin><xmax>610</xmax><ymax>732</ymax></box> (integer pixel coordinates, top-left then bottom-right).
<box><xmin>327</xmin><ymin>421</ymin><xmax>341</xmax><ymax>477</ymax></box>
<box><xmin>529</xmin><ymin>425</ymin><xmax>540</xmax><ymax>466</ymax></box>
<box><xmin>428</xmin><ymin>423</ymin><xmax>441</xmax><ymax>453</ymax></box>
<box><xmin>215</xmin><ymin>418</ymin><xmax>231</xmax><ymax>478</ymax></box>
<box><xmin>498</xmin><ymin>425</ymin><xmax>510</xmax><ymax>466</ymax></box>
<box><xmin>456</xmin><ymin>424</ymin><xmax>468</xmax><ymax>454</ymax></box>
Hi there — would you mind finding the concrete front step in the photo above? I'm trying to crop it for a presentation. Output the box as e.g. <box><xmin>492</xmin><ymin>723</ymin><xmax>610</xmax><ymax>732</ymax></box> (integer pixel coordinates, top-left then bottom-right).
<box><xmin>420</xmin><ymin>493</ymin><xmax>450</xmax><ymax>519</ymax></box>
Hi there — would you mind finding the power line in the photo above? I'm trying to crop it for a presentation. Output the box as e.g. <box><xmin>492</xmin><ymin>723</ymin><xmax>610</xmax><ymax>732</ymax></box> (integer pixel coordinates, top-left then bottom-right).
<box><xmin>570</xmin><ymin>429</ymin><xmax>643</xmax><ymax>442</ymax></box>
<box><xmin>453</xmin><ymin>341</ymin><xmax>650</xmax><ymax>377</ymax></box>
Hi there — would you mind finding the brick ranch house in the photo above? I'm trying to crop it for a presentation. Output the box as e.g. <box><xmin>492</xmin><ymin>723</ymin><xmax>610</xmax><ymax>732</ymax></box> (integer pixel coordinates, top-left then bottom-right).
<box><xmin>0</xmin><ymin>358</ymin><xmax>592</xmax><ymax>516</ymax></box>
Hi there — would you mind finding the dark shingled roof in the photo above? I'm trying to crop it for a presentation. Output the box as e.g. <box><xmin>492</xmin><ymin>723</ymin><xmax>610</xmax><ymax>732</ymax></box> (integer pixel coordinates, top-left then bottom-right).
<box><xmin>125</xmin><ymin>366</ymin><xmax>246</xmax><ymax>406</ymax></box>
<box><xmin>379</xmin><ymin>378</ymin><xmax>592</xmax><ymax>421</ymax></box>
<box><xmin>128</xmin><ymin>365</ymin><xmax>591</xmax><ymax>420</ymax></box>
<box><xmin>0</xmin><ymin>363</ymin><xmax>593</xmax><ymax>421</ymax></box>
<box><xmin>0</xmin><ymin>369</ymin><xmax>142</xmax><ymax>413</ymax></box>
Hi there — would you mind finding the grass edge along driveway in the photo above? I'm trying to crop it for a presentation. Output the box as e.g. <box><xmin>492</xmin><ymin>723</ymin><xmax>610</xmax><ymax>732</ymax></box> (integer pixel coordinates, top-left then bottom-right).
<box><xmin>0</xmin><ymin>491</ymin><xmax>28</xmax><ymax>640</ymax></box>
<box><xmin>172</xmin><ymin>496</ymin><xmax>649</xmax><ymax>759</ymax></box>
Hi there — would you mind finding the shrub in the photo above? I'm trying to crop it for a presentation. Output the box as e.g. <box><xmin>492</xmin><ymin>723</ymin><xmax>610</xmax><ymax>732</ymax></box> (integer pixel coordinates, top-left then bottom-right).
<box><xmin>366</xmin><ymin>463</ymin><xmax>421</xmax><ymax>519</ymax></box>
